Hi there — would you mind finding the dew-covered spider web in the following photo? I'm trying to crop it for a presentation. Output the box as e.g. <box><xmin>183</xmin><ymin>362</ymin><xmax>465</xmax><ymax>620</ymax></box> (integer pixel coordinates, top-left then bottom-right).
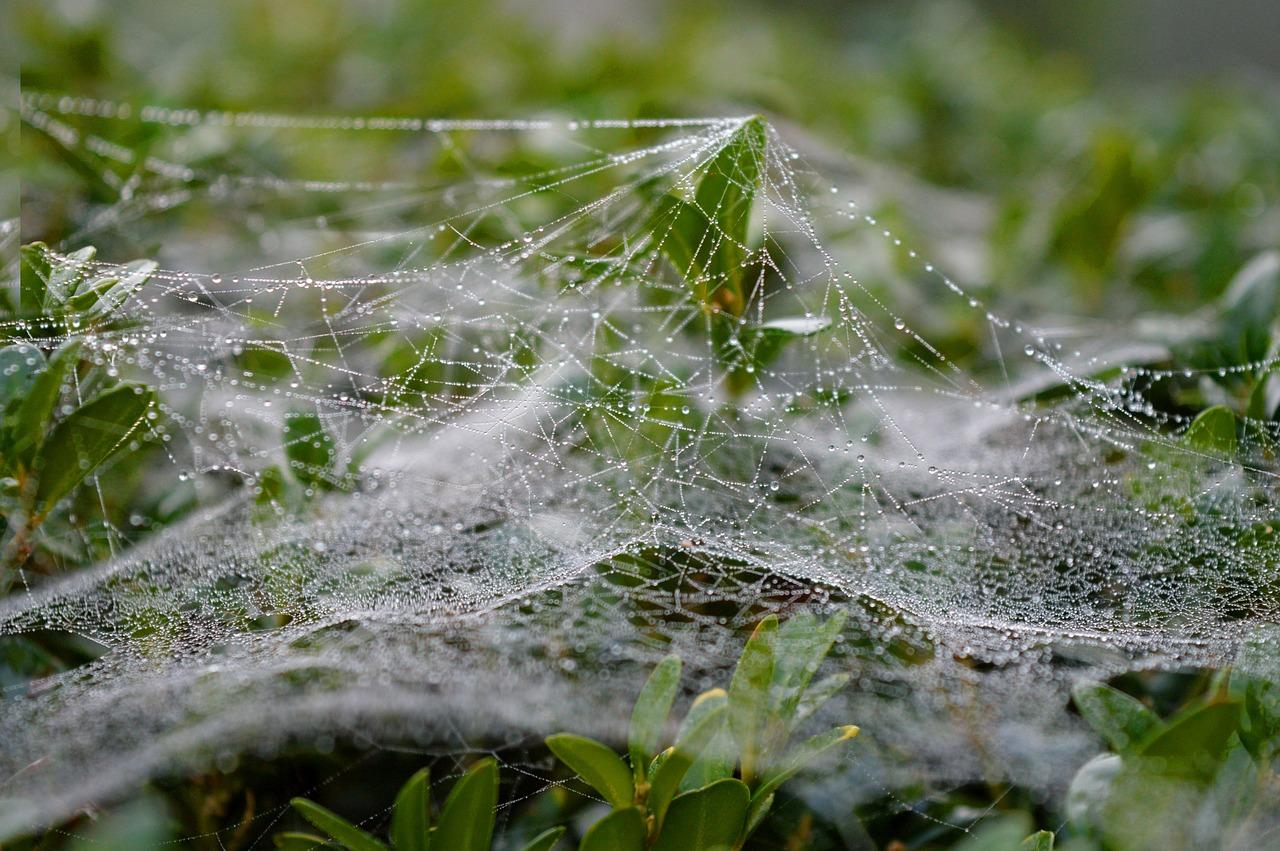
<box><xmin>3</xmin><ymin>93</ymin><xmax>1279</xmax><ymax>840</ymax></box>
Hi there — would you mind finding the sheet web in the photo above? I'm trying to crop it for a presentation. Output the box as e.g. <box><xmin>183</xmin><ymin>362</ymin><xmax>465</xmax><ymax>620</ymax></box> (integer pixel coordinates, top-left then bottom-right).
<box><xmin>3</xmin><ymin>94</ymin><xmax>1279</xmax><ymax>841</ymax></box>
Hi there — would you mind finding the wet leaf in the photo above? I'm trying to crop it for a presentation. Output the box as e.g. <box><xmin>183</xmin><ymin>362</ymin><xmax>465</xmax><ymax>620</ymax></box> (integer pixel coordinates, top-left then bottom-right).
<box><xmin>433</xmin><ymin>759</ymin><xmax>497</xmax><ymax>851</ymax></box>
<box><xmin>546</xmin><ymin>733</ymin><xmax>634</xmax><ymax>808</ymax></box>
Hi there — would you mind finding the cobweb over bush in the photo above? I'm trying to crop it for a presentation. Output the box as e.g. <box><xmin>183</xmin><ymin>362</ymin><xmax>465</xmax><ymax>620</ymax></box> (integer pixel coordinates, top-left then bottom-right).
<box><xmin>3</xmin><ymin>94</ymin><xmax>1279</xmax><ymax>836</ymax></box>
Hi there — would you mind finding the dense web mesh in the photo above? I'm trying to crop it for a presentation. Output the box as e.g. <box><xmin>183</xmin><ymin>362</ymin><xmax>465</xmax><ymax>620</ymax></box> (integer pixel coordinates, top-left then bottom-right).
<box><xmin>3</xmin><ymin>93</ymin><xmax>1279</xmax><ymax>839</ymax></box>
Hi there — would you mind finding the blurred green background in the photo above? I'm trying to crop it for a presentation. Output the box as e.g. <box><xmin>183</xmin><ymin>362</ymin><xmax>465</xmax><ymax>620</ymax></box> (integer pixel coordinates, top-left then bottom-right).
<box><xmin>14</xmin><ymin>0</ymin><xmax>1280</xmax><ymax>317</ymax></box>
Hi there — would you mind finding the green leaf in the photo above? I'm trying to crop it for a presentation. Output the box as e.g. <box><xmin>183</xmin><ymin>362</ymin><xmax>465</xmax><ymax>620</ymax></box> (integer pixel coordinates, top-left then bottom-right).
<box><xmin>33</xmin><ymin>383</ymin><xmax>155</xmax><ymax>512</ymax></box>
<box><xmin>291</xmin><ymin>799</ymin><xmax>388</xmax><ymax>851</ymax></box>
<box><xmin>651</xmin><ymin>778</ymin><xmax>749</xmax><ymax>851</ymax></box>
<box><xmin>20</xmin><ymin>243</ymin><xmax>52</xmax><ymax>315</ymax></box>
<box><xmin>275</xmin><ymin>833</ymin><xmax>337</xmax><ymax>850</ymax></box>
<box><xmin>1218</xmin><ymin>250</ymin><xmax>1279</xmax><ymax>367</ymax></box>
<box><xmin>648</xmin><ymin>696</ymin><xmax>728</xmax><ymax>829</ymax></box>
<box><xmin>743</xmin><ymin>792</ymin><xmax>773</xmax><ymax>839</ymax></box>
<box><xmin>692</xmin><ymin>117</ymin><xmax>767</xmax><ymax>312</ymax></box>
<box><xmin>676</xmin><ymin>689</ymin><xmax>735</xmax><ymax>793</ymax></box>
<box><xmin>728</xmin><ymin>614</ymin><xmax>778</xmax><ymax>782</ymax></box>
<box><xmin>518</xmin><ymin>826</ymin><xmax>566</xmax><ymax>851</ymax></box>
<box><xmin>78</xmin><ymin>259</ymin><xmax>157</xmax><ymax>320</ymax></box>
<box><xmin>738</xmin><ymin>316</ymin><xmax>834</xmax><ymax>379</ymax></box>
<box><xmin>651</xmin><ymin>195</ymin><xmax>715</xmax><ymax>293</ymax></box>
<box><xmin>1247</xmin><ymin>368</ymin><xmax>1279</xmax><ymax>421</ymax></box>
<box><xmin>1071</xmin><ymin>681</ymin><xmax>1161</xmax><ymax>754</ymax></box>
<box><xmin>9</xmin><ymin>339</ymin><xmax>81</xmax><ymax>467</ymax></box>
<box><xmin>748</xmin><ymin>725</ymin><xmax>859</xmax><ymax>828</ymax></box>
<box><xmin>434</xmin><ymin>759</ymin><xmax>498</xmax><ymax>851</ymax></box>
<box><xmin>629</xmin><ymin>654</ymin><xmax>682</xmax><ymax>780</ymax></box>
<box><xmin>793</xmin><ymin>673</ymin><xmax>851</xmax><ymax>726</ymax></box>
<box><xmin>390</xmin><ymin>768</ymin><xmax>430</xmax><ymax>851</ymax></box>
<box><xmin>1183</xmin><ymin>405</ymin><xmax>1237</xmax><ymax>456</ymax></box>
<box><xmin>771</xmin><ymin>611</ymin><xmax>846</xmax><ymax>724</ymax></box>
<box><xmin>1021</xmin><ymin>830</ymin><xmax>1054</xmax><ymax>851</ymax></box>
<box><xmin>284</xmin><ymin>411</ymin><xmax>338</xmax><ymax>489</ymax></box>
<box><xmin>43</xmin><ymin>246</ymin><xmax>98</xmax><ymax>307</ymax></box>
<box><xmin>0</xmin><ymin>345</ymin><xmax>45</xmax><ymax>416</ymax></box>
<box><xmin>1065</xmin><ymin>753</ymin><xmax>1123</xmax><ymax>830</ymax></box>
<box><xmin>1231</xmin><ymin>671</ymin><xmax>1280</xmax><ymax>762</ymax></box>
<box><xmin>579</xmin><ymin>807</ymin><xmax>645</xmax><ymax>851</ymax></box>
<box><xmin>546</xmin><ymin>733</ymin><xmax>634</xmax><ymax>808</ymax></box>
<box><xmin>653</xmin><ymin>116</ymin><xmax>767</xmax><ymax>317</ymax></box>
<box><xmin>1136</xmin><ymin>700</ymin><xmax>1241</xmax><ymax>782</ymax></box>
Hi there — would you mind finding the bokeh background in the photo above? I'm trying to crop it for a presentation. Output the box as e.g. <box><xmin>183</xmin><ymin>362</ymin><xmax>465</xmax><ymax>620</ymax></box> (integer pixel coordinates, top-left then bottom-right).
<box><xmin>16</xmin><ymin>0</ymin><xmax>1279</xmax><ymax>319</ymax></box>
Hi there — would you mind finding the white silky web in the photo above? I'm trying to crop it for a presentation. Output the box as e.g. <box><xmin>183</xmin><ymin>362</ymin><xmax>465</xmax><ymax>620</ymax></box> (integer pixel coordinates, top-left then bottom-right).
<box><xmin>2</xmin><ymin>93</ymin><xmax>1278</xmax><ymax>837</ymax></box>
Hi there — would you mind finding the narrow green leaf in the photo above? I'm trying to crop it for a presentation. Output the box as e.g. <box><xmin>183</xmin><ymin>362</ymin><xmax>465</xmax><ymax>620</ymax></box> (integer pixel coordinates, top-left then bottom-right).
<box><xmin>284</xmin><ymin>411</ymin><xmax>337</xmax><ymax>489</ymax></box>
<box><xmin>517</xmin><ymin>826</ymin><xmax>566</xmax><ymax>851</ymax></box>
<box><xmin>743</xmin><ymin>792</ymin><xmax>773</xmax><ymax>839</ymax></box>
<box><xmin>546</xmin><ymin>733</ymin><xmax>634</xmax><ymax>808</ymax></box>
<box><xmin>648</xmin><ymin>699</ymin><xmax>727</xmax><ymax>829</ymax></box>
<box><xmin>748</xmin><ymin>725</ymin><xmax>859</xmax><ymax>827</ymax></box>
<box><xmin>1183</xmin><ymin>405</ymin><xmax>1237</xmax><ymax>456</ymax></box>
<box><xmin>652</xmin><ymin>116</ymin><xmax>767</xmax><ymax>318</ymax></box>
<box><xmin>652</xmin><ymin>778</ymin><xmax>749</xmax><ymax>851</ymax></box>
<box><xmin>1021</xmin><ymin>830</ymin><xmax>1055</xmax><ymax>850</ymax></box>
<box><xmin>290</xmin><ymin>799</ymin><xmax>388</xmax><ymax>851</ymax></box>
<box><xmin>10</xmin><ymin>339</ymin><xmax>81</xmax><ymax>466</ymax></box>
<box><xmin>629</xmin><ymin>654</ymin><xmax>682</xmax><ymax>780</ymax></box>
<box><xmin>691</xmin><ymin>116</ymin><xmax>767</xmax><ymax>314</ymax></box>
<box><xmin>389</xmin><ymin>768</ymin><xmax>430</xmax><ymax>851</ymax></box>
<box><xmin>1071</xmin><ymin>681</ymin><xmax>1161</xmax><ymax>754</ymax></box>
<box><xmin>728</xmin><ymin>614</ymin><xmax>778</xmax><ymax>781</ymax></box>
<box><xmin>33</xmin><ymin>384</ymin><xmax>155</xmax><ymax>512</ymax></box>
<box><xmin>579</xmin><ymin>807</ymin><xmax>645</xmax><ymax>851</ymax></box>
<box><xmin>274</xmin><ymin>833</ymin><xmax>336</xmax><ymax>850</ymax></box>
<box><xmin>434</xmin><ymin>759</ymin><xmax>498</xmax><ymax>851</ymax></box>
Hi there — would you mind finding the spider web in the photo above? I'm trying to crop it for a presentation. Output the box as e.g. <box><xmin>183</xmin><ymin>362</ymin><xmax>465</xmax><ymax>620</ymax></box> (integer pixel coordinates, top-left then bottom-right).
<box><xmin>2</xmin><ymin>92</ymin><xmax>1279</xmax><ymax>840</ymax></box>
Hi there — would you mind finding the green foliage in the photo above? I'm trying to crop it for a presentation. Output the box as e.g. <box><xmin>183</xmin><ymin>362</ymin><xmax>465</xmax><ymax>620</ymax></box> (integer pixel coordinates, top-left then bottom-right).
<box><xmin>2</xmin><ymin>244</ymin><xmax>161</xmax><ymax>583</ymax></box>
<box><xmin>273</xmin><ymin>617</ymin><xmax>854</xmax><ymax>851</ymax></box>
<box><xmin>1068</xmin><ymin>676</ymin><xmax>1280</xmax><ymax>849</ymax></box>
<box><xmin>283</xmin><ymin>758</ymin><xmax>517</xmax><ymax>851</ymax></box>
<box><xmin>546</xmin><ymin>612</ymin><xmax>856</xmax><ymax>849</ymax></box>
